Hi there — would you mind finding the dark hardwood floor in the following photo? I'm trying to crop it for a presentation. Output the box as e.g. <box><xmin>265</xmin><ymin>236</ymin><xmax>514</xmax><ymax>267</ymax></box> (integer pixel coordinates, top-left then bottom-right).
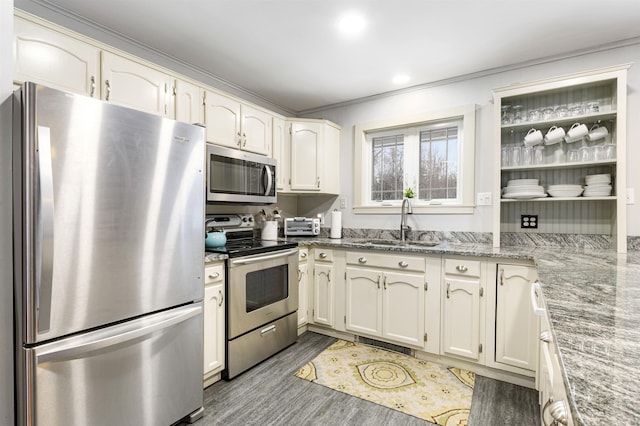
<box><xmin>190</xmin><ymin>331</ymin><xmax>540</xmax><ymax>426</ymax></box>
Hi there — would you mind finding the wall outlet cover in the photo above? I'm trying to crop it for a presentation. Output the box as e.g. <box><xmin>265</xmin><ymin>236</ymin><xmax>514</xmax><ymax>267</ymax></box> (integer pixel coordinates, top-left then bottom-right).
<box><xmin>521</xmin><ymin>215</ymin><xmax>538</xmax><ymax>229</ymax></box>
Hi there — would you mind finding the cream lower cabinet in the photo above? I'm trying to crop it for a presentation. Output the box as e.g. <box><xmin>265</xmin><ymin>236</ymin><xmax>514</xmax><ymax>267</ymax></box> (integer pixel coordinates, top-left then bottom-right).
<box><xmin>442</xmin><ymin>258</ymin><xmax>484</xmax><ymax>362</ymax></box>
<box><xmin>495</xmin><ymin>264</ymin><xmax>538</xmax><ymax>372</ymax></box>
<box><xmin>311</xmin><ymin>249</ymin><xmax>335</xmax><ymax>328</ymax></box>
<box><xmin>14</xmin><ymin>14</ymin><xmax>100</xmax><ymax>97</ymax></box>
<box><xmin>203</xmin><ymin>263</ymin><xmax>225</xmax><ymax>387</ymax></box>
<box><xmin>345</xmin><ymin>252</ymin><xmax>425</xmax><ymax>348</ymax></box>
<box><xmin>297</xmin><ymin>248</ymin><xmax>309</xmax><ymax>327</ymax></box>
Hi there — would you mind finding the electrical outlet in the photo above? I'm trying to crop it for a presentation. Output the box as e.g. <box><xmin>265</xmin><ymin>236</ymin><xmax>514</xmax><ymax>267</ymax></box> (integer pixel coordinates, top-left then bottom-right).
<box><xmin>476</xmin><ymin>192</ymin><xmax>492</xmax><ymax>206</ymax></box>
<box><xmin>340</xmin><ymin>196</ymin><xmax>346</xmax><ymax>209</ymax></box>
<box><xmin>521</xmin><ymin>215</ymin><xmax>538</xmax><ymax>229</ymax></box>
<box><xmin>627</xmin><ymin>188</ymin><xmax>635</xmax><ymax>205</ymax></box>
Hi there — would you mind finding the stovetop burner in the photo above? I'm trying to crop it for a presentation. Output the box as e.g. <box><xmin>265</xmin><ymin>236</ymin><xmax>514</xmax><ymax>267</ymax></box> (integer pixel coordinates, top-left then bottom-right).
<box><xmin>205</xmin><ymin>213</ymin><xmax>297</xmax><ymax>258</ymax></box>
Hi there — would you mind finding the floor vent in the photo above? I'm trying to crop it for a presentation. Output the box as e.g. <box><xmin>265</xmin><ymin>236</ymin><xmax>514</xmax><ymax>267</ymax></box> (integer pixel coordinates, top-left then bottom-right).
<box><xmin>356</xmin><ymin>336</ymin><xmax>412</xmax><ymax>356</ymax></box>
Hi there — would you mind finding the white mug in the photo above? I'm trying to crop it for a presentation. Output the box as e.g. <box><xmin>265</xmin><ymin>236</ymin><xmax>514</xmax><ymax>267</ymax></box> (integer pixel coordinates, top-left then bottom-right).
<box><xmin>544</xmin><ymin>126</ymin><xmax>566</xmax><ymax>145</ymax></box>
<box><xmin>586</xmin><ymin>124</ymin><xmax>609</xmax><ymax>142</ymax></box>
<box><xmin>524</xmin><ymin>128</ymin><xmax>543</xmax><ymax>146</ymax></box>
<box><xmin>567</xmin><ymin>122</ymin><xmax>589</xmax><ymax>139</ymax></box>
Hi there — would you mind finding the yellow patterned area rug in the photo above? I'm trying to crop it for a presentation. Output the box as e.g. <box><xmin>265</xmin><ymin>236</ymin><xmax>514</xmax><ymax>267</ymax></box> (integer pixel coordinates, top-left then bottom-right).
<box><xmin>294</xmin><ymin>340</ymin><xmax>475</xmax><ymax>426</ymax></box>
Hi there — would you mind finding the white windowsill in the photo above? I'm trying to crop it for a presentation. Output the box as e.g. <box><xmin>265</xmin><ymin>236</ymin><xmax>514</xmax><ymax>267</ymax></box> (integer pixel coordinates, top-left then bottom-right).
<box><xmin>353</xmin><ymin>204</ymin><xmax>476</xmax><ymax>215</ymax></box>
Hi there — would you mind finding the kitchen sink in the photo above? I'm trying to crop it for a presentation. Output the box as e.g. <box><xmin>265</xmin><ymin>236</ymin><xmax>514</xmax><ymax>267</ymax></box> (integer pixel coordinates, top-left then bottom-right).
<box><xmin>355</xmin><ymin>239</ymin><xmax>440</xmax><ymax>247</ymax></box>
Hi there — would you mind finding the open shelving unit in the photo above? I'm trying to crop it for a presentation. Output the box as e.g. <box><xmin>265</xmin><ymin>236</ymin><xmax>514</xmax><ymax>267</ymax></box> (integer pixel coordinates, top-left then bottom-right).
<box><xmin>492</xmin><ymin>65</ymin><xmax>629</xmax><ymax>253</ymax></box>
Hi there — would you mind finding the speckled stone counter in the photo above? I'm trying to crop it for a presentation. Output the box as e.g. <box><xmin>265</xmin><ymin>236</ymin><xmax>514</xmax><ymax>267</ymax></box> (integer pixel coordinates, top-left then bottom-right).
<box><xmin>288</xmin><ymin>237</ymin><xmax>640</xmax><ymax>425</ymax></box>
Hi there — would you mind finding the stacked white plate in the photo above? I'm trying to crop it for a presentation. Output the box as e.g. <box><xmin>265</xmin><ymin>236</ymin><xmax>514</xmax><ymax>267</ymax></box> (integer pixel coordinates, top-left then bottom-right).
<box><xmin>547</xmin><ymin>184</ymin><xmax>584</xmax><ymax>198</ymax></box>
<box><xmin>584</xmin><ymin>174</ymin><xmax>612</xmax><ymax>197</ymax></box>
<box><xmin>502</xmin><ymin>179</ymin><xmax>546</xmax><ymax>199</ymax></box>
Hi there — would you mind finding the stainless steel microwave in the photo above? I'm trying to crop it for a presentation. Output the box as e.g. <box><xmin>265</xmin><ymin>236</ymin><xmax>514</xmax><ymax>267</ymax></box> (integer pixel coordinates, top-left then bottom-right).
<box><xmin>206</xmin><ymin>144</ymin><xmax>277</xmax><ymax>204</ymax></box>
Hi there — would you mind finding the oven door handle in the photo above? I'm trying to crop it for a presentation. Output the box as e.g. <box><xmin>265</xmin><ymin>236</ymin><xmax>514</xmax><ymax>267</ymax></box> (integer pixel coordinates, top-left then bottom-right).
<box><xmin>230</xmin><ymin>248</ymin><xmax>298</xmax><ymax>266</ymax></box>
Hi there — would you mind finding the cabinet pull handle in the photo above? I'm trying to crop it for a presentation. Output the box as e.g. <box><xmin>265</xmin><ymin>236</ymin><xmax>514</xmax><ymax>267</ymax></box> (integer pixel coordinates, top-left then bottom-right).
<box><xmin>319</xmin><ymin>252</ymin><xmax>327</xmax><ymax>259</ymax></box>
<box><xmin>242</xmin><ymin>132</ymin><xmax>247</xmax><ymax>146</ymax></box>
<box><xmin>237</xmin><ymin>131</ymin><xmax>242</xmax><ymax>146</ymax></box>
<box><xmin>218</xmin><ymin>289</ymin><xmax>224</xmax><ymax>307</ymax></box>
<box><xmin>105</xmin><ymin>80</ymin><xmax>111</xmax><ymax>101</ymax></box>
<box><xmin>499</xmin><ymin>268</ymin><xmax>504</xmax><ymax>285</ymax></box>
<box><xmin>398</xmin><ymin>261</ymin><xmax>409</xmax><ymax>268</ymax></box>
<box><xmin>548</xmin><ymin>400</ymin><xmax>569</xmax><ymax>425</ymax></box>
<box><xmin>208</xmin><ymin>272</ymin><xmax>220</xmax><ymax>280</ymax></box>
<box><xmin>456</xmin><ymin>265</ymin><xmax>468</xmax><ymax>273</ymax></box>
<box><xmin>530</xmin><ymin>281</ymin><xmax>545</xmax><ymax>317</ymax></box>
<box><xmin>90</xmin><ymin>76</ymin><xmax>96</xmax><ymax>97</ymax></box>
<box><xmin>358</xmin><ymin>257</ymin><xmax>367</xmax><ymax>264</ymax></box>
<box><xmin>539</xmin><ymin>330</ymin><xmax>552</xmax><ymax>343</ymax></box>
<box><xmin>541</xmin><ymin>397</ymin><xmax>555</xmax><ymax>426</ymax></box>
<box><xmin>376</xmin><ymin>275</ymin><xmax>381</xmax><ymax>289</ymax></box>
<box><xmin>383</xmin><ymin>275</ymin><xmax>387</xmax><ymax>290</ymax></box>
<box><xmin>317</xmin><ymin>176</ymin><xmax>320</xmax><ymax>188</ymax></box>
<box><xmin>446</xmin><ymin>282</ymin><xmax>450</xmax><ymax>299</ymax></box>
<box><xmin>298</xmin><ymin>270</ymin><xmax>302</xmax><ymax>282</ymax></box>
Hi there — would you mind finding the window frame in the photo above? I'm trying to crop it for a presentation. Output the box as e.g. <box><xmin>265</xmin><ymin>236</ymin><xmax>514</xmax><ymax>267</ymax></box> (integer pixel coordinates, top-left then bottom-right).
<box><xmin>353</xmin><ymin>104</ymin><xmax>476</xmax><ymax>214</ymax></box>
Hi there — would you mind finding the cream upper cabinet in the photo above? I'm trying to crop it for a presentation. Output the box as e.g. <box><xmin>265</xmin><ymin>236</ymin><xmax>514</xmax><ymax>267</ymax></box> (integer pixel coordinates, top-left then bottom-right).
<box><xmin>13</xmin><ymin>15</ymin><xmax>100</xmax><ymax>97</ymax></box>
<box><xmin>286</xmin><ymin>119</ymin><xmax>341</xmax><ymax>194</ymax></box>
<box><xmin>204</xmin><ymin>91</ymin><xmax>271</xmax><ymax>155</ymax></box>
<box><xmin>101</xmin><ymin>52</ymin><xmax>174</xmax><ymax>117</ymax></box>
<box><xmin>272</xmin><ymin>116</ymin><xmax>290</xmax><ymax>191</ymax></box>
<box><xmin>495</xmin><ymin>264</ymin><xmax>538</xmax><ymax>372</ymax></box>
<box><xmin>442</xmin><ymin>258</ymin><xmax>484</xmax><ymax>362</ymax></box>
<box><xmin>175</xmin><ymin>79</ymin><xmax>203</xmax><ymax>125</ymax></box>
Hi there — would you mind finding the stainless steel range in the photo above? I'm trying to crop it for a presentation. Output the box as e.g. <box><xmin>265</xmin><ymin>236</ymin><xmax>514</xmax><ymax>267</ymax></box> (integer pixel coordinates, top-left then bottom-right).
<box><xmin>205</xmin><ymin>214</ymin><xmax>298</xmax><ymax>379</ymax></box>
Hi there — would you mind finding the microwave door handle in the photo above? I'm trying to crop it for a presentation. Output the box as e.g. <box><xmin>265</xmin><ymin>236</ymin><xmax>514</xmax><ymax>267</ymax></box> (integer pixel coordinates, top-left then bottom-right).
<box><xmin>263</xmin><ymin>165</ymin><xmax>273</xmax><ymax>196</ymax></box>
<box><xmin>36</xmin><ymin>126</ymin><xmax>54</xmax><ymax>333</ymax></box>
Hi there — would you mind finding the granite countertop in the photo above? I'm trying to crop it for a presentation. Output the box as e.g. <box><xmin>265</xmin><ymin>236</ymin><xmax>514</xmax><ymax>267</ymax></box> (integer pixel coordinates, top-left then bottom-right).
<box><xmin>289</xmin><ymin>237</ymin><xmax>640</xmax><ymax>425</ymax></box>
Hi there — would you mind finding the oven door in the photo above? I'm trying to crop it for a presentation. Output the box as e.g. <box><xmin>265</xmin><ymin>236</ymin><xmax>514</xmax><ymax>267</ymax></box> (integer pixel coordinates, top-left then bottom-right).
<box><xmin>227</xmin><ymin>248</ymin><xmax>298</xmax><ymax>339</ymax></box>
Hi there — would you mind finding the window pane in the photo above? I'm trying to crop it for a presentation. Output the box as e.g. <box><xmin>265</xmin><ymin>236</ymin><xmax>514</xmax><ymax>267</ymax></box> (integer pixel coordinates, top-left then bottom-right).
<box><xmin>371</xmin><ymin>135</ymin><xmax>403</xmax><ymax>201</ymax></box>
<box><xmin>419</xmin><ymin>126</ymin><xmax>458</xmax><ymax>200</ymax></box>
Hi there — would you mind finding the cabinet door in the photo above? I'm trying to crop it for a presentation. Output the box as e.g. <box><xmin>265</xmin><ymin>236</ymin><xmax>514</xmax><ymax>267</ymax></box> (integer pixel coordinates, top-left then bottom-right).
<box><xmin>345</xmin><ymin>267</ymin><xmax>382</xmax><ymax>336</ymax></box>
<box><xmin>204</xmin><ymin>91</ymin><xmax>241</xmax><ymax>149</ymax></box>
<box><xmin>241</xmin><ymin>104</ymin><xmax>271</xmax><ymax>155</ymax></box>
<box><xmin>272</xmin><ymin>116</ymin><xmax>289</xmax><ymax>191</ymax></box>
<box><xmin>14</xmin><ymin>16</ymin><xmax>100</xmax><ymax>97</ymax></box>
<box><xmin>496</xmin><ymin>264</ymin><xmax>538</xmax><ymax>371</ymax></box>
<box><xmin>101</xmin><ymin>52</ymin><xmax>173</xmax><ymax>117</ymax></box>
<box><xmin>442</xmin><ymin>277</ymin><xmax>481</xmax><ymax>360</ymax></box>
<box><xmin>383</xmin><ymin>271</ymin><xmax>425</xmax><ymax>347</ymax></box>
<box><xmin>290</xmin><ymin>121</ymin><xmax>321</xmax><ymax>191</ymax></box>
<box><xmin>298</xmin><ymin>262</ymin><xmax>309</xmax><ymax>327</ymax></box>
<box><xmin>203</xmin><ymin>283</ymin><xmax>225</xmax><ymax>375</ymax></box>
<box><xmin>175</xmin><ymin>79</ymin><xmax>203</xmax><ymax>124</ymax></box>
<box><xmin>313</xmin><ymin>263</ymin><xmax>334</xmax><ymax>327</ymax></box>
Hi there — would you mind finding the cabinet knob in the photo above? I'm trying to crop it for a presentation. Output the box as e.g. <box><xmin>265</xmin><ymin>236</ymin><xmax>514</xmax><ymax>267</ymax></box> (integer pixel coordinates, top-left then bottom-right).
<box><xmin>456</xmin><ymin>265</ymin><xmax>468</xmax><ymax>273</ymax></box>
<box><xmin>398</xmin><ymin>261</ymin><xmax>409</xmax><ymax>268</ymax></box>
<box><xmin>319</xmin><ymin>252</ymin><xmax>327</xmax><ymax>259</ymax></box>
<box><xmin>539</xmin><ymin>331</ymin><xmax>552</xmax><ymax>343</ymax></box>
<box><xmin>358</xmin><ymin>257</ymin><xmax>367</xmax><ymax>264</ymax></box>
<box><xmin>300</xmin><ymin>252</ymin><xmax>307</xmax><ymax>258</ymax></box>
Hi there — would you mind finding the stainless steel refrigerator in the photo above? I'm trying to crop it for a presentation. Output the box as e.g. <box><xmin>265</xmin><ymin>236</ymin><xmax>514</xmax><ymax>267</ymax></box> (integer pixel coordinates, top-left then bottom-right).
<box><xmin>12</xmin><ymin>82</ymin><xmax>205</xmax><ymax>426</ymax></box>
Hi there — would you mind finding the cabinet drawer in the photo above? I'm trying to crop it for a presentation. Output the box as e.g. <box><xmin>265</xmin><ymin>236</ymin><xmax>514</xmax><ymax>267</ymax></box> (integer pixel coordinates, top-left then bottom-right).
<box><xmin>444</xmin><ymin>258</ymin><xmax>481</xmax><ymax>277</ymax></box>
<box><xmin>204</xmin><ymin>263</ymin><xmax>225</xmax><ymax>286</ymax></box>
<box><xmin>299</xmin><ymin>247</ymin><xmax>309</xmax><ymax>262</ymax></box>
<box><xmin>346</xmin><ymin>251</ymin><xmax>425</xmax><ymax>272</ymax></box>
<box><xmin>313</xmin><ymin>249</ymin><xmax>333</xmax><ymax>262</ymax></box>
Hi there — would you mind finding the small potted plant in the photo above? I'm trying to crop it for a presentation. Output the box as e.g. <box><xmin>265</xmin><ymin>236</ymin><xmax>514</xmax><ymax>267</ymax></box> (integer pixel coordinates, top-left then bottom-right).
<box><xmin>403</xmin><ymin>187</ymin><xmax>415</xmax><ymax>199</ymax></box>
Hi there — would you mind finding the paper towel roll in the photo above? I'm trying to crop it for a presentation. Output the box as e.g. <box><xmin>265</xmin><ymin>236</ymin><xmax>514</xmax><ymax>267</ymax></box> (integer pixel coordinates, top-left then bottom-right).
<box><xmin>330</xmin><ymin>210</ymin><xmax>342</xmax><ymax>239</ymax></box>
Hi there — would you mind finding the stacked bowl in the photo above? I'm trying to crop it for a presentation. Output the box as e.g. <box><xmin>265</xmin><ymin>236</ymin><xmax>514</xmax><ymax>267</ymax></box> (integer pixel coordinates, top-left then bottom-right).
<box><xmin>547</xmin><ymin>184</ymin><xmax>584</xmax><ymax>198</ymax></box>
<box><xmin>584</xmin><ymin>174</ymin><xmax>613</xmax><ymax>197</ymax></box>
<box><xmin>502</xmin><ymin>179</ymin><xmax>546</xmax><ymax>199</ymax></box>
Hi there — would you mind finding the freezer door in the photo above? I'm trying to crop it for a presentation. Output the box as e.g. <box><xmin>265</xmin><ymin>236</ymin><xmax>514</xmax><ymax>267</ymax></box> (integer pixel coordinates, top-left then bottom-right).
<box><xmin>16</xmin><ymin>83</ymin><xmax>205</xmax><ymax>343</ymax></box>
<box><xmin>17</xmin><ymin>303</ymin><xmax>203</xmax><ymax>426</ymax></box>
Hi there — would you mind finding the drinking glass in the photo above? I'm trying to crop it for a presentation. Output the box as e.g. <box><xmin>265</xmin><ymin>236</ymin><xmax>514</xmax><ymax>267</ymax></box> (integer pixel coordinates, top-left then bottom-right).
<box><xmin>501</xmin><ymin>105</ymin><xmax>512</xmax><ymax>125</ymax></box>
<box><xmin>510</xmin><ymin>146</ymin><xmax>522</xmax><ymax>167</ymax></box>
<box><xmin>534</xmin><ymin>145</ymin><xmax>545</xmax><ymax>165</ymax></box>
<box><xmin>512</xmin><ymin>105</ymin><xmax>523</xmax><ymax>124</ymax></box>
<box><xmin>501</xmin><ymin>147</ymin><xmax>511</xmax><ymax>167</ymax></box>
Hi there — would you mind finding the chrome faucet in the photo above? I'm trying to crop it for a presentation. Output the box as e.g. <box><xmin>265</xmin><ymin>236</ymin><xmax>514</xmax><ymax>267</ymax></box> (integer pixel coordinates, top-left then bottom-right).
<box><xmin>400</xmin><ymin>198</ymin><xmax>413</xmax><ymax>242</ymax></box>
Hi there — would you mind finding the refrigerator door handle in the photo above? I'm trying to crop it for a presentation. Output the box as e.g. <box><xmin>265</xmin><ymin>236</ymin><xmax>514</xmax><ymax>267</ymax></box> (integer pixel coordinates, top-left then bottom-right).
<box><xmin>36</xmin><ymin>125</ymin><xmax>55</xmax><ymax>333</ymax></box>
<box><xmin>35</xmin><ymin>305</ymin><xmax>201</xmax><ymax>364</ymax></box>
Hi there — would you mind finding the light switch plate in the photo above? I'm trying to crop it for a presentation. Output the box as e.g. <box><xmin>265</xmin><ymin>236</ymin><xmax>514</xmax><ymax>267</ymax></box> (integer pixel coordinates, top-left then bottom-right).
<box><xmin>340</xmin><ymin>196</ymin><xmax>346</xmax><ymax>209</ymax></box>
<box><xmin>476</xmin><ymin>192</ymin><xmax>492</xmax><ymax>205</ymax></box>
<box><xmin>627</xmin><ymin>188</ymin><xmax>635</xmax><ymax>205</ymax></box>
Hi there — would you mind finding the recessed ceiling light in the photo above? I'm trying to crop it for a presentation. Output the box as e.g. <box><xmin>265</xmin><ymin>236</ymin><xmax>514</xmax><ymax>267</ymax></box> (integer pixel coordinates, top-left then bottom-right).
<box><xmin>392</xmin><ymin>74</ymin><xmax>410</xmax><ymax>85</ymax></box>
<box><xmin>337</xmin><ymin>12</ymin><xmax>366</xmax><ymax>35</ymax></box>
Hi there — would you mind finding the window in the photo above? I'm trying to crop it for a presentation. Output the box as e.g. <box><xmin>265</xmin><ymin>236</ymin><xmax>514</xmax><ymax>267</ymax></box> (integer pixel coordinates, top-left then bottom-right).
<box><xmin>354</xmin><ymin>105</ymin><xmax>476</xmax><ymax>214</ymax></box>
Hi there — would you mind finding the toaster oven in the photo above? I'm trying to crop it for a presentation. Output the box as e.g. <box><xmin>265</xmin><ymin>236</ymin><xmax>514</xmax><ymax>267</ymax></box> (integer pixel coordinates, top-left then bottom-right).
<box><xmin>284</xmin><ymin>217</ymin><xmax>320</xmax><ymax>236</ymax></box>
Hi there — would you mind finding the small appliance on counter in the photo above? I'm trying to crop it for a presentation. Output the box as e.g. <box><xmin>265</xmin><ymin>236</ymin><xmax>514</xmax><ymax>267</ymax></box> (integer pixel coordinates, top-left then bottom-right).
<box><xmin>284</xmin><ymin>217</ymin><xmax>320</xmax><ymax>236</ymax></box>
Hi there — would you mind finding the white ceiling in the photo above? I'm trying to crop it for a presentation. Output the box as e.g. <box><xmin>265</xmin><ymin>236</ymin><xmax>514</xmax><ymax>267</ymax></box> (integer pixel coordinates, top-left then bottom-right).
<box><xmin>29</xmin><ymin>0</ymin><xmax>640</xmax><ymax>113</ymax></box>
